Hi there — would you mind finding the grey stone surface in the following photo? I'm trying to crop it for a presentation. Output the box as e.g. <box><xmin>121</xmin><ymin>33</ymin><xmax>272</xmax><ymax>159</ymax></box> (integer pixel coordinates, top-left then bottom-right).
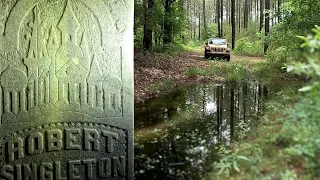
<box><xmin>0</xmin><ymin>0</ymin><xmax>133</xmax><ymax>179</ymax></box>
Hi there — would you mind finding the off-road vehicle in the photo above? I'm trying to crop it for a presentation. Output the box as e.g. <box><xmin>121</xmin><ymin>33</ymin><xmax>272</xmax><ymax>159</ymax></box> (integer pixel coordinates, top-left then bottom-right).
<box><xmin>204</xmin><ymin>38</ymin><xmax>231</xmax><ymax>61</ymax></box>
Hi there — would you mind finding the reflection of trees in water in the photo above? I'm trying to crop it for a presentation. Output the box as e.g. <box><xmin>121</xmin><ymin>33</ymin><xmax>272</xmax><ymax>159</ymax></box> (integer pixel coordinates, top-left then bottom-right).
<box><xmin>135</xmin><ymin>82</ymin><xmax>268</xmax><ymax>179</ymax></box>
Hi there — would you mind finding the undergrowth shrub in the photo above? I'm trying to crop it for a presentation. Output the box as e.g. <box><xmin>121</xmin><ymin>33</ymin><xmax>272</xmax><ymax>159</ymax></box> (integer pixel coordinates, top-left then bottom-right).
<box><xmin>185</xmin><ymin>67</ymin><xmax>207</xmax><ymax>77</ymax></box>
<box><xmin>152</xmin><ymin>43</ymin><xmax>183</xmax><ymax>56</ymax></box>
<box><xmin>233</xmin><ymin>37</ymin><xmax>264</xmax><ymax>57</ymax></box>
<box><xmin>227</xmin><ymin>63</ymin><xmax>248</xmax><ymax>82</ymax></box>
<box><xmin>275</xmin><ymin>25</ymin><xmax>320</xmax><ymax>177</ymax></box>
<box><xmin>148</xmin><ymin>78</ymin><xmax>174</xmax><ymax>93</ymax></box>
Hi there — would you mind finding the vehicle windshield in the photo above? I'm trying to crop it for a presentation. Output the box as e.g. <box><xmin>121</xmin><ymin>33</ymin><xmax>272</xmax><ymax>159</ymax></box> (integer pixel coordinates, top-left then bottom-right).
<box><xmin>208</xmin><ymin>39</ymin><xmax>226</xmax><ymax>45</ymax></box>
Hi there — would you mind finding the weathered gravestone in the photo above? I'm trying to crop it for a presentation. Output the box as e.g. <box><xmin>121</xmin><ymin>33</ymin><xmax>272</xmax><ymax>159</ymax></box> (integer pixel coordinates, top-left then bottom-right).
<box><xmin>0</xmin><ymin>0</ymin><xmax>133</xmax><ymax>179</ymax></box>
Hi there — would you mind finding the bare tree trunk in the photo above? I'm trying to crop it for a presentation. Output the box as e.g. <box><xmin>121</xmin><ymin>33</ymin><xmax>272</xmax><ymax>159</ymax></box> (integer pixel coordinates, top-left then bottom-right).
<box><xmin>264</xmin><ymin>0</ymin><xmax>270</xmax><ymax>53</ymax></box>
<box><xmin>199</xmin><ymin>11</ymin><xmax>201</xmax><ymax>41</ymax></box>
<box><xmin>193</xmin><ymin>1</ymin><xmax>196</xmax><ymax>40</ymax></box>
<box><xmin>244</xmin><ymin>0</ymin><xmax>248</xmax><ymax>28</ymax></box>
<box><xmin>143</xmin><ymin>0</ymin><xmax>154</xmax><ymax>50</ymax></box>
<box><xmin>259</xmin><ymin>0</ymin><xmax>264</xmax><ymax>32</ymax></box>
<box><xmin>226</xmin><ymin>0</ymin><xmax>230</xmax><ymax>24</ymax></box>
<box><xmin>278</xmin><ymin>0</ymin><xmax>281</xmax><ymax>22</ymax></box>
<box><xmin>238</xmin><ymin>0</ymin><xmax>241</xmax><ymax>33</ymax></box>
<box><xmin>217</xmin><ymin>0</ymin><xmax>221</xmax><ymax>37</ymax></box>
<box><xmin>231</xmin><ymin>0</ymin><xmax>235</xmax><ymax>49</ymax></box>
<box><xmin>220</xmin><ymin>0</ymin><xmax>223</xmax><ymax>37</ymax></box>
<box><xmin>203</xmin><ymin>0</ymin><xmax>207</xmax><ymax>39</ymax></box>
<box><xmin>163</xmin><ymin>0</ymin><xmax>175</xmax><ymax>44</ymax></box>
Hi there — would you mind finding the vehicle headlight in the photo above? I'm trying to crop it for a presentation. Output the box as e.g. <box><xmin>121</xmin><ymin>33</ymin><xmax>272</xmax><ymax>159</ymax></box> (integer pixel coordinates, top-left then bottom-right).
<box><xmin>205</xmin><ymin>46</ymin><xmax>210</xmax><ymax>50</ymax></box>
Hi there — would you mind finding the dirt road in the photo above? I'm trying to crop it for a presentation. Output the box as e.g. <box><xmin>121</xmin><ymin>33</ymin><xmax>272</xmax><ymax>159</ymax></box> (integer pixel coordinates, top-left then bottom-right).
<box><xmin>134</xmin><ymin>51</ymin><xmax>264</xmax><ymax>102</ymax></box>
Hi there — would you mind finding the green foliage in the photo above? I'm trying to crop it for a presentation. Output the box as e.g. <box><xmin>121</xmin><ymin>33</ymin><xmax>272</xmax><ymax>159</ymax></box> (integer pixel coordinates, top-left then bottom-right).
<box><xmin>286</xmin><ymin>26</ymin><xmax>320</xmax><ymax>95</ymax></box>
<box><xmin>227</xmin><ymin>63</ymin><xmax>248</xmax><ymax>82</ymax></box>
<box><xmin>206</xmin><ymin>23</ymin><xmax>219</xmax><ymax>39</ymax></box>
<box><xmin>206</xmin><ymin>64</ymin><xmax>216</xmax><ymax>76</ymax></box>
<box><xmin>148</xmin><ymin>78</ymin><xmax>174</xmax><ymax>93</ymax></box>
<box><xmin>185</xmin><ymin>67</ymin><xmax>207</xmax><ymax>77</ymax></box>
<box><xmin>238</xmin><ymin>21</ymin><xmax>261</xmax><ymax>40</ymax></box>
<box><xmin>233</xmin><ymin>37</ymin><xmax>264</xmax><ymax>57</ymax></box>
<box><xmin>274</xmin><ymin>27</ymin><xmax>320</xmax><ymax>176</ymax></box>
<box><xmin>152</xmin><ymin>43</ymin><xmax>184</xmax><ymax>56</ymax></box>
<box><xmin>134</xmin><ymin>0</ymin><xmax>187</xmax><ymax>48</ymax></box>
<box><xmin>213</xmin><ymin>147</ymin><xmax>250</xmax><ymax>176</ymax></box>
<box><xmin>211</xmin><ymin>144</ymin><xmax>262</xmax><ymax>178</ymax></box>
<box><xmin>185</xmin><ymin>64</ymin><xmax>224</xmax><ymax>78</ymax></box>
<box><xmin>267</xmin><ymin>0</ymin><xmax>320</xmax><ymax>64</ymax></box>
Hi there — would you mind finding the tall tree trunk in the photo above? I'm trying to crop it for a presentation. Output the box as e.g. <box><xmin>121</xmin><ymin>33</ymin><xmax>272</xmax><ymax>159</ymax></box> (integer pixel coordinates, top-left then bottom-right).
<box><xmin>278</xmin><ymin>0</ymin><xmax>281</xmax><ymax>22</ymax></box>
<box><xmin>198</xmin><ymin>11</ymin><xmax>201</xmax><ymax>41</ymax></box>
<box><xmin>226</xmin><ymin>0</ymin><xmax>230</xmax><ymax>24</ymax></box>
<box><xmin>264</xmin><ymin>0</ymin><xmax>270</xmax><ymax>53</ymax></box>
<box><xmin>203</xmin><ymin>0</ymin><xmax>207</xmax><ymax>39</ymax></box>
<box><xmin>217</xmin><ymin>0</ymin><xmax>221</xmax><ymax>37</ymax></box>
<box><xmin>220</xmin><ymin>0</ymin><xmax>223</xmax><ymax>37</ymax></box>
<box><xmin>256</xmin><ymin>0</ymin><xmax>258</xmax><ymax>20</ymax></box>
<box><xmin>220</xmin><ymin>0</ymin><xmax>223</xmax><ymax>38</ymax></box>
<box><xmin>231</xmin><ymin>0</ymin><xmax>235</xmax><ymax>49</ymax></box>
<box><xmin>259</xmin><ymin>0</ymin><xmax>264</xmax><ymax>32</ymax></box>
<box><xmin>193</xmin><ymin>1</ymin><xmax>196</xmax><ymax>40</ymax></box>
<box><xmin>163</xmin><ymin>0</ymin><xmax>174</xmax><ymax>44</ymax></box>
<box><xmin>143</xmin><ymin>0</ymin><xmax>154</xmax><ymax>50</ymax></box>
<box><xmin>238</xmin><ymin>0</ymin><xmax>241</xmax><ymax>33</ymax></box>
<box><xmin>244</xmin><ymin>0</ymin><xmax>248</xmax><ymax>28</ymax></box>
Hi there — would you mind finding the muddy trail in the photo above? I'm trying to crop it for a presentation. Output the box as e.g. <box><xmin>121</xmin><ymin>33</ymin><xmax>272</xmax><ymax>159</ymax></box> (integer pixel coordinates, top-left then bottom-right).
<box><xmin>134</xmin><ymin>50</ymin><xmax>264</xmax><ymax>103</ymax></box>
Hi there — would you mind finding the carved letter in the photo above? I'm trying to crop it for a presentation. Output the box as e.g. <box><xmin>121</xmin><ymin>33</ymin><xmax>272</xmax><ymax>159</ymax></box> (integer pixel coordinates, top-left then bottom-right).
<box><xmin>23</xmin><ymin>164</ymin><xmax>38</xmax><ymax>180</ymax></box>
<box><xmin>113</xmin><ymin>156</ymin><xmax>126</xmax><ymax>177</ymax></box>
<box><xmin>83</xmin><ymin>159</ymin><xmax>96</xmax><ymax>179</ymax></box>
<box><xmin>55</xmin><ymin>162</ymin><xmax>67</xmax><ymax>180</ymax></box>
<box><xmin>68</xmin><ymin>160</ymin><xmax>81</xmax><ymax>180</ymax></box>
<box><xmin>28</xmin><ymin>132</ymin><xmax>44</xmax><ymax>155</ymax></box>
<box><xmin>65</xmin><ymin>129</ymin><xmax>81</xmax><ymax>150</ymax></box>
<box><xmin>47</xmin><ymin>129</ymin><xmax>63</xmax><ymax>151</ymax></box>
<box><xmin>0</xmin><ymin>165</ymin><xmax>14</xmax><ymax>180</ymax></box>
<box><xmin>99</xmin><ymin>158</ymin><xmax>111</xmax><ymax>178</ymax></box>
<box><xmin>7</xmin><ymin>137</ymin><xmax>24</xmax><ymax>163</ymax></box>
<box><xmin>40</xmin><ymin>162</ymin><xmax>53</xmax><ymax>180</ymax></box>
<box><xmin>102</xmin><ymin>131</ymin><xmax>118</xmax><ymax>153</ymax></box>
<box><xmin>84</xmin><ymin>128</ymin><xmax>100</xmax><ymax>151</ymax></box>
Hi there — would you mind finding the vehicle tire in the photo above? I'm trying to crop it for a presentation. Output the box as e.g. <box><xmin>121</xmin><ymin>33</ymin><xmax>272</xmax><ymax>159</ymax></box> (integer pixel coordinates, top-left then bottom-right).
<box><xmin>205</xmin><ymin>51</ymin><xmax>209</xmax><ymax>59</ymax></box>
<box><xmin>226</xmin><ymin>56</ymin><xmax>230</xmax><ymax>61</ymax></box>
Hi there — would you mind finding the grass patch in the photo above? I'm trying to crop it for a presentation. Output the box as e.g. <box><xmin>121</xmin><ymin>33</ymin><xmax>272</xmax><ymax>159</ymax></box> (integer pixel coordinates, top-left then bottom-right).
<box><xmin>148</xmin><ymin>78</ymin><xmax>174</xmax><ymax>94</ymax></box>
<box><xmin>226</xmin><ymin>63</ymin><xmax>248</xmax><ymax>82</ymax></box>
<box><xmin>185</xmin><ymin>67</ymin><xmax>207</xmax><ymax>77</ymax></box>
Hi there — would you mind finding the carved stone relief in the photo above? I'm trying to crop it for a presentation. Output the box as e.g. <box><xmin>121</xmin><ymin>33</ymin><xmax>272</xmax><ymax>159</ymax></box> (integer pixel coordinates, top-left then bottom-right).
<box><xmin>0</xmin><ymin>0</ymin><xmax>133</xmax><ymax>179</ymax></box>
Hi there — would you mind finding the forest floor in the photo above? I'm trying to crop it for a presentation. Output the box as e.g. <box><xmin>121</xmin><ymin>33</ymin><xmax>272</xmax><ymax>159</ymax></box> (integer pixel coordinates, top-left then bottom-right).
<box><xmin>134</xmin><ymin>50</ymin><xmax>265</xmax><ymax>102</ymax></box>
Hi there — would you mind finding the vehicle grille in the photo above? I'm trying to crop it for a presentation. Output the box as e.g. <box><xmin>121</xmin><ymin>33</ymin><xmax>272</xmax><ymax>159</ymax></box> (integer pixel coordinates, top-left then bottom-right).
<box><xmin>211</xmin><ymin>47</ymin><xmax>225</xmax><ymax>52</ymax></box>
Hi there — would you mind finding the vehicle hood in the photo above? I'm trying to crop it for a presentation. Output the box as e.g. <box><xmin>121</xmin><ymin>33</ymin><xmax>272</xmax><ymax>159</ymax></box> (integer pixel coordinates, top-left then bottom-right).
<box><xmin>208</xmin><ymin>44</ymin><xmax>228</xmax><ymax>48</ymax></box>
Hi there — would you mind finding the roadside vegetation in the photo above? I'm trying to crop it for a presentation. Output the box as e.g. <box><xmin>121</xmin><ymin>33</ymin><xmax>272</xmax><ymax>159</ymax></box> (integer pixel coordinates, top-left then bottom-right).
<box><xmin>210</xmin><ymin>3</ymin><xmax>320</xmax><ymax>179</ymax></box>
